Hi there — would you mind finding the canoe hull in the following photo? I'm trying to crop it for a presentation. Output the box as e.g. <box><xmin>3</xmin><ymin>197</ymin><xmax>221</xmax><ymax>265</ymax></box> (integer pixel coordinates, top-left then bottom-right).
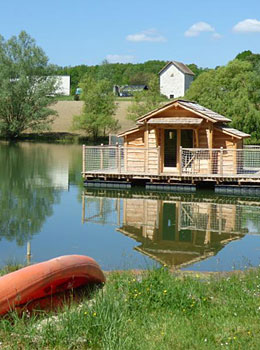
<box><xmin>0</xmin><ymin>255</ymin><xmax>105</xmax><ymax>315</ymax></box>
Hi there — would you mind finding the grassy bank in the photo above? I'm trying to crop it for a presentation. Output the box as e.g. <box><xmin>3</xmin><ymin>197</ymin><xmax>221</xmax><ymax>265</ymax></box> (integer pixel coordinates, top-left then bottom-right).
<box><xmin>0</xmin><ymin>267</ymin><xmax>260</xmax><ymax>349</ymax></box>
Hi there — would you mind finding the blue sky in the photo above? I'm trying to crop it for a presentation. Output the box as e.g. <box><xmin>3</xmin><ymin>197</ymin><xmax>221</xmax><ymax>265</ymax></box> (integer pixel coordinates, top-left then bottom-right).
<box><xmin>0</xmin><ymin>0</ymin><xmax>260</xmax><ymax>68</ymax></box>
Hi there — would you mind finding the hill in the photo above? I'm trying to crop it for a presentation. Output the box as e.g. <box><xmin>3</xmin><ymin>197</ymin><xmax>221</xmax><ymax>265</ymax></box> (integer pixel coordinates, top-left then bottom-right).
<box><xmin>47</xmin><ymin>100</ymin><xmax>135</xmax><ymax>136</ymax></box>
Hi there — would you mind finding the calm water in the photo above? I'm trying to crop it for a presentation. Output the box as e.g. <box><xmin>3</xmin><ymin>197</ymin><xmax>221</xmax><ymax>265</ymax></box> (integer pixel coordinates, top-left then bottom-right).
<box><xmin>0</xmin><ymin>141</ymin><xmax>260</xmax><ymax>271</ymax></box>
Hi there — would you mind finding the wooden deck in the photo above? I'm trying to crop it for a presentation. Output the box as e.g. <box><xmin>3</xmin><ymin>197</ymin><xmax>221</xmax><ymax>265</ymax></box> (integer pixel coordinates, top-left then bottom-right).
<box><xmin>82</xmin><ymin>145</ymin><xmax>260</xmax><ymax>185</ymax></box>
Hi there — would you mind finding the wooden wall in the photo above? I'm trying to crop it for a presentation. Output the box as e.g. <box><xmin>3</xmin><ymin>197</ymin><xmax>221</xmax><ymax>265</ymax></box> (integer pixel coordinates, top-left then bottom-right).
<box><xmin>125</xmin><ymin>129</ymin><xmax>144</xmax><ymax>147</ymax></box>
<box><xmin>125</xmin><ymin>129</ymin><xmax>145</xmax><ymax>172</ymax></box>
<box><xmin>123</xmin><ymin>199</ymin><xmax>159</xmax><ymax>240</ymax></box>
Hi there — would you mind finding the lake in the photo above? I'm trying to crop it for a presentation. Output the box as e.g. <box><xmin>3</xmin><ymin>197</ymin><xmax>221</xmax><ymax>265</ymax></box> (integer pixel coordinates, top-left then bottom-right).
<box><xmin>0</xmin><ymin>141</ymin><xmax>260</xmax><ymax>272</ymax></box>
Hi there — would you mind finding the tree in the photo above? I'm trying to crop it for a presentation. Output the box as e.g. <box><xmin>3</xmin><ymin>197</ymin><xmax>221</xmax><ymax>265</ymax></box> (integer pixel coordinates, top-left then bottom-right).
<box><xmin>127</xmin><ymin>76</ymin><xmax>167</xmax><ymax>121</ymax></box>
<box><xmin>73</xmin><ymin>75</ymin><xmax>118</xmax><ymax>141</ymax></box>
<box><xmin>128</xmin><ymin>72</ymin><xmax>154</xmax><ymax>85</ymax></box>
<box><xmin>236</xmin><ymin>50</ymin><xmax>253</xmax><ymax>61</ymax></box>
<box><xmin>185</xmin><ymin>59</ymin><xmax>260</xmax><ymax>143</ymax></box>
<box><xmin>0</xmin><ymin>31</ymin><xmax>57</xmax><ymax>139</ymax></box>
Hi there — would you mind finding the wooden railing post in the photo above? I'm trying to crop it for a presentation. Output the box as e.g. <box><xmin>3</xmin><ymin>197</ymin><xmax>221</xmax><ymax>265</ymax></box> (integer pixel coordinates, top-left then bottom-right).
<box><xmin>26</xmin><ymin>241</ymin><xmax>31</xmax><ymax>265</ymax></box>
<box><xmin>220</xmin><ymin>147</ymin><xmax>223</xmax><ymax>177</ymax></box>
<box><xmin>116</xmin><ymin>142</ymin><xmax>119</xmax><ymax>171</ymax></box>
<box><xmin>100</xmin><ymin>144</ymin><xmax>104</xmax><ymax>170</ymax></box>
<box><xmin>118</xmin><ymin>145</ymin><xmax>121</xmax><ymax>173</ymax></box>
<box><xmin>145</xmin><ymin>148</ymin><xmax>148</xmax><ymax>173</ymax></box>
<box><xmin>82</xmin><ymin>144</ymin><xmax>86</xmax><ymax>174</ymax></box>
<box><xmin>125</xmin><ymin>146</ymin><xmax>128</xmax><ymax>172</ymax></box>
<box><xmin>179</xmin><ymin>146</ymin><xmax>182</xmax><ymax>176</ymax></box>
<box><xmin>157</xmin><ymin>146</ymin><xmax>161</xmax><ymax>175</ymax></box>
<box><xmin>233</xmin><ymin>144</ymin><xmax>238</xmax><ymax>175</ymax></box>
<box><xmin>82</xmin><ymin>193</ymin><xmax>85</xmax><ymax>224</ymax></box>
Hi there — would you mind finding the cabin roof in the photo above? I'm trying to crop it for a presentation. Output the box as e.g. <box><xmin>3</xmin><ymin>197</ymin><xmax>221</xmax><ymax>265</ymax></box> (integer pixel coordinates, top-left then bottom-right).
<box><xmin>121</xmin><ymin>84</ymin><xmax>148</xmax><ymax>91</ymax></box>
<box><xmin>159</xmin><ymin>61</ymin><xmax>195</xmax><ymax>76</ymax></box>
<box><xmin>118</xmin><ymin>99</ymin><xmax>250</xmax><ymax>140</ymax></box>
<box><xmin>147</xmin><ymin>117</ymin><xmax>203</xmax><ymax>125</ymax></box>
<box><xmin>216</xmin><ymin>126</ymin><xmax>250</xmax><ymax>139</ymax></box>
<box><xmin>179</xmin><ymin>101</ymin><xmax>231</xmax><ymax>123</ymax></box>
<box><xmin>117</xmin><ymin>125</ymin><xmax>142</xmax><ymax>137</ymax></box>
<box><xmin>137</xmin><ymin>99</ymin><xmax>232</xmax><ymax>124</ymax></box>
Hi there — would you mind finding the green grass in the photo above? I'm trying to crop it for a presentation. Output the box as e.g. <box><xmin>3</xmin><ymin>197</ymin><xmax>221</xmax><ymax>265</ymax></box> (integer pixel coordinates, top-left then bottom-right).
<box><xmin>0</xmin><ymin>267</ymin><xmax>260</xmax><ymax>349</ymax></box>
<box><xmin>54</xmin><ymin>95</ymin><xmax>75</xmax><ymax>101</ymax></box>
<box><xmin>115</xmin><ymin>97</ymin><xmax>134</xmax><ymax>102</ymax></box>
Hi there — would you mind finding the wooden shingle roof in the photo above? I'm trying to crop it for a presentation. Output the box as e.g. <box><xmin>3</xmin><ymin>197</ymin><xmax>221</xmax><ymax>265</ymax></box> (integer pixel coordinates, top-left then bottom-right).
<box><xmin>216</xmin><ymin>126</ymin><xmax>250</xmax><ymax>139</ymax></box>
<box><xmin>179</xmin><ymin>101</ymin><xmax>231</xmax><ymax>123</ymax></box>
<box><xmin>137</xmin><ymin>99</ymin><xmax>232</xmax><ymax>124</ymax></box>
<box><xmin>118</xmin><ymin>99</ymin><xmax>250</xmax><ymax>140</ymax></box>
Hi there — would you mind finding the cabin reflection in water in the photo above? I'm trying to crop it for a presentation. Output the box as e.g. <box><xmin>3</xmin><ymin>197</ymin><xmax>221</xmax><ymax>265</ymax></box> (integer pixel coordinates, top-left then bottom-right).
<box><xmin>118</xmin><ymin>199</ymin><xmax>246</xmax><ymax>269</ymax></box>
<box><xmin>82</xmin><ymin>193</ymin><xmax>250</xmax><ymax>270</ymax></box>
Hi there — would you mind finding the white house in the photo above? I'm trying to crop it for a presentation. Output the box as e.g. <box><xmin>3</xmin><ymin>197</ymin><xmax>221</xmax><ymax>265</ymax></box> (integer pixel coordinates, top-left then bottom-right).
<box><xmin>53</xmin><ymin>75</ymin><xmax>70</xmax><ymax>96</ymax></box>
<box><xmin>159</xmin><ymin>61</ymin><xmax>194</xmax><ymax>99</ymax></box>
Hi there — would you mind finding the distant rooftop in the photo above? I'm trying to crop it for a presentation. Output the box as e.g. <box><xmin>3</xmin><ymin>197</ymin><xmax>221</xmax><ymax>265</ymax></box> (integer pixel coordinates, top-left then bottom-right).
<box><xmin>159</xmin><ymin>61</ymin><xmax>195</xmax><ymax>76</ymax></box>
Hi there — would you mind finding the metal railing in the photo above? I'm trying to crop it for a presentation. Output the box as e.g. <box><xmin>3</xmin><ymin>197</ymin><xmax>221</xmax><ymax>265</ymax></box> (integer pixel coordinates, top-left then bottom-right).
<box><xmin>82</xmin><ymin>145</ymin><xmax>160</xmax><ymax>175</ymax></box>
<box><xmin>181</xmin><ymin>147</ymin><xmax>260</xmax><ymax>176</ymax></box>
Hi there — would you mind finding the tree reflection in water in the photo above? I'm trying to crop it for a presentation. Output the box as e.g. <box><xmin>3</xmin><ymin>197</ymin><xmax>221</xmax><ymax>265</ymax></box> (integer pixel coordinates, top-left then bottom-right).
<box><xmin>0</xmin><ymin>142</ymin><xmax>61</xmax><ymax>246</ymax></box>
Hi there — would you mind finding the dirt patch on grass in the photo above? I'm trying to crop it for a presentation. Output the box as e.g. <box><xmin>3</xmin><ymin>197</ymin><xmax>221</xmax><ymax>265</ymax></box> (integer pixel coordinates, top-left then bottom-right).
<box><xmin>114</xmin><ymin>100</ymin><xmax>135</xmax><ymax>132</ymax></box>
<box><xmin>46</xmin><ymin>100</ymin><xmax>135</xmax><ymax>136</ymax></box>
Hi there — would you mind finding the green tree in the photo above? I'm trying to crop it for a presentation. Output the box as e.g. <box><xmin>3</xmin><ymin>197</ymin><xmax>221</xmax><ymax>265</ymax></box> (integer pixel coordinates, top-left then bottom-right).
<box><xmin>0</xmin><ymin>31</ymin><xmax>57</xmax><ymax>139</ymax></box>
<box><xmin>185</xmin><ymin>59</ymin><xmax>260</xmax><ymax>143</ymax></box>
<box><xmin>187</xmin><ymin>63</ymin><xmax>209</xmax><ymax>79</ymax></box>
<box><xmin>128</xmin><ymin>72</ymin><xmax>154</xmax><ymax>85</ymax></box>
<box><xmin>236</xmin><ymin>50</ymin><xmax>253</xmax><ymax>61</ymax></box>
<box><xmin>127</xmin><ymin>76</ymin><xmax>167</xmax><ymax>121</ymax></box>
<box><xmin>73</xmin><ymin>75</ymin><xmax>118</xmax><ymax>141</ymax></box>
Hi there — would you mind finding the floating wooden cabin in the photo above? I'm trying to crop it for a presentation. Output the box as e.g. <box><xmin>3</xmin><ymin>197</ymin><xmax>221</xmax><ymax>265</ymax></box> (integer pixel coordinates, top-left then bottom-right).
<box><xmin>118</xmin><ymin>99</ymin><xmax>250</xmax><ymax>176</ymax></box>
<box><xmin>82</xmin><ymin>99</ymin><xmax>260</xmax><ymax>187</ymax></box>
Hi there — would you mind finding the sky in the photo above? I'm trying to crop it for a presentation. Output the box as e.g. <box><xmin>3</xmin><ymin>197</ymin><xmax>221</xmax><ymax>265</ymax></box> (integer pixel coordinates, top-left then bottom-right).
<box><xmin>0</xmin><ymin>0</ymin><xmax>260</xmax><ymax>68</ymax></box>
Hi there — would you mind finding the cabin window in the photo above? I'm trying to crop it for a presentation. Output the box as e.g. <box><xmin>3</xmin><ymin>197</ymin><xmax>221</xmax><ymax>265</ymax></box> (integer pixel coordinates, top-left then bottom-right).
<box><xmin>170</xmin><ymin>94</ymin><xmax>174</xmax><ymax>99</ymax></box>
<box><xmin>181</xmin><ymin>130</ymin><xmax>193</xmax><ymax>148</ymax></box>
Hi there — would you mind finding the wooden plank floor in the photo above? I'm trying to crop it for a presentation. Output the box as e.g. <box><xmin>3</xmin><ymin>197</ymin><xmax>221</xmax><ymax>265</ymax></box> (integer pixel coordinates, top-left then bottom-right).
<box><xmin>82</xmin><ymin>170</ymin><xmax>260</xmax><ymax>184</ymax></box>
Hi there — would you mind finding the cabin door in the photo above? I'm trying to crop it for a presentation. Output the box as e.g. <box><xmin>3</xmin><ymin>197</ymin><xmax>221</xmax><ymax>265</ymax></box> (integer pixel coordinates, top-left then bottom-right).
<box><xmin>163</xmin><ymin>129</ymin><xmax>193</xmax><ymax>172</ymax></box>
<box><xmin>164</xmin><ymin>129</ymin><xmax>177</xmax><ymax>170</ymax></box>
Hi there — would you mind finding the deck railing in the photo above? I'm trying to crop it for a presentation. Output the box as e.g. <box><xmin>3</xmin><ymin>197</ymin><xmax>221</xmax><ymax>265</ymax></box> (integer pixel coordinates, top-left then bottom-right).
<box><xmin>82</xmin><ymin>145</ymin><xmax>260</xmax><ymax>177</ymax></box>
<box><xmin>181</xmin><ymin>147</ymin><xmax>260</xmax><ymax>176</ymax></box>
<box><xmin>82</xmin><ymin>145</ymin><xmax>160</xmax><ymax>175</ymax></box>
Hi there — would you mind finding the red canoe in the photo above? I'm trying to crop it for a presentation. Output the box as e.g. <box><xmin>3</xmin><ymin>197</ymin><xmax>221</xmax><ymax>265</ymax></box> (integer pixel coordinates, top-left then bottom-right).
<box><xmin>0</xmin><ymin>255</ymin><xmax>105</xmax><ymax>315</ymax></box>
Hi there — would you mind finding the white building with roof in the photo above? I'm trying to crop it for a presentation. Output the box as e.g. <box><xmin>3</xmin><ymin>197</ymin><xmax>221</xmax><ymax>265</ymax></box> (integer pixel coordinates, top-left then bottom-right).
<box><xmin>54</xmin><ymin>75</ymin><xmax>70</xmax><ymax>96</ymax></box>
<box><xmin>159</xmin><ymin>61</ymin><xmax>194</xmax><ymax>99</ymax></box>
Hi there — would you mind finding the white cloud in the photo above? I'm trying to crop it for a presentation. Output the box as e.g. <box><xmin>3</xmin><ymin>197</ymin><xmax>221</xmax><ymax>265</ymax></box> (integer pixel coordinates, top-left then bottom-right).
<box><xmin>184</xmin><ymin>21</ymin><xmax>221</xmax><ymax>39</ymax></box>
<box><xmin>233</xmin><ymin>19</ymin><xmax>260</xmax><ymax>33</ymax></box>
<box><xmin>106</xmin><ymin>54</ymin><xmax>135</xmax><ymax>64</ymax></box>
<box><xmin>212</xmin><ymin>32</ymin><xmax>222</xmax><ymax>39</ymax></box>
<box><xmin>126</xmin><ymin>29</ymin><xmax>166</xmax><ymax>42</ymax></box>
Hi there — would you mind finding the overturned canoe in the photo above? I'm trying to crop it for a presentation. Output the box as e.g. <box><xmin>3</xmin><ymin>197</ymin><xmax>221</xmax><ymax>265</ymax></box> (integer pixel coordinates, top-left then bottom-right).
<box><xmin>0</xmin><ymin>255</ymin><xmax>105</xmax><ymax>315</ymax></box>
